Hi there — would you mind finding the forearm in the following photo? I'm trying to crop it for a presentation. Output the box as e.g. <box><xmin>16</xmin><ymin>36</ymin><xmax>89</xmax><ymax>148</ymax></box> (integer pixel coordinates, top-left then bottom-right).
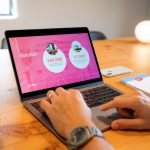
<box><xmin>81</xmin><ymin>137</ymin><xmax>114</xmax><ymax>150</ymax></box>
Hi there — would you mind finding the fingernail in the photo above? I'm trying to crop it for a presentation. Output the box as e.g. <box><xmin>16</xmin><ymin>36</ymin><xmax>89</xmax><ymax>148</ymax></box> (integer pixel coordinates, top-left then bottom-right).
<box><xmin>112</xmin><ymin>122</ymin><xmax>119</xmax><ymax>130</ymax></box>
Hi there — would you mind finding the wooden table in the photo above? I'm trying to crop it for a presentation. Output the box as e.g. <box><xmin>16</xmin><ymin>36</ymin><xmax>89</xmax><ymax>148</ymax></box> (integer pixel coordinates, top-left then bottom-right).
<box><xmin>0</xmin><ymin>38</ymin><xmax>150</xmax><ymax>150</ymax></box>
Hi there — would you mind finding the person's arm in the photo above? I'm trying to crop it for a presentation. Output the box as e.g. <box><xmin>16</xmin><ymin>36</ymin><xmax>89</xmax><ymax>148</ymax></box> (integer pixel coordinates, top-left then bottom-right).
<box><xmin>81</xmin><ymin>137</ymin><xmax>114</xmax><ymax>150</ymax></box>
<box><xmin>101</xmin><ymin>91</ymin><xmax>150</xmax><ymax>130</ymax></box>
<box><xmin>40</xmin><ymin>87</ymin><xmax>114</xmax><ymax>150</ymax></box>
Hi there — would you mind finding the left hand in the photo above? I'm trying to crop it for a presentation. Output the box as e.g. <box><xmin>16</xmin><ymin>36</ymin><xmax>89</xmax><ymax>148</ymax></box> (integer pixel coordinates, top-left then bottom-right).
<box><xmin>40</xmin><ymin>87</ymin><xmax>95</xmax><ymax>139</ymax></box>
<box><xmin>101</xmin><ymin>91</ymin><xmax>150</xmax><ymax>130</ymax></box>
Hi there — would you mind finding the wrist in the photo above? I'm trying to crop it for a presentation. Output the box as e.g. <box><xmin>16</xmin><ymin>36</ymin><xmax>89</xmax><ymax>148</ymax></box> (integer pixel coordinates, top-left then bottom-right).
<box><xmin>80</xmin><ymin>136</ymin><xmax>105</xmax><ymax>150</ymax></box>
<box><xmin>65</xmin><ymin>120</ymin><xmax>95</xmax><ymax>139</ymax></box>
<box><xmin>67</xmin><ymin>126</ymin><xmax>104</xmax><ymax>150</ymax></box>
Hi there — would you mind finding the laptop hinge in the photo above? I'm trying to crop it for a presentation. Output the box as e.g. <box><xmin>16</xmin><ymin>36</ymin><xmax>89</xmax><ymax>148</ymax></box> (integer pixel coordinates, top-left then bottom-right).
<box><xmin>71</xmin><ymin>81</ymin><xmax>104</xmax><ymax>90</ymax></box>
<box><xmin>22</xmin><ymin>93</ymin><xmax>47</xmax><ymax>101</ymax></box>
<box><xmin>22</xmin><ymin>81</ymin><xmax>105</xmax><ymax>101</ymax></box>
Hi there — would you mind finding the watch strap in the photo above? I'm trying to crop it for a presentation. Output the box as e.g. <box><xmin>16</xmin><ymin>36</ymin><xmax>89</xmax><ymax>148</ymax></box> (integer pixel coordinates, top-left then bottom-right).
<box><xmin>88</xmin><ymin>126</ymin><xmax>104</xmax><ymax>138</ymax></box>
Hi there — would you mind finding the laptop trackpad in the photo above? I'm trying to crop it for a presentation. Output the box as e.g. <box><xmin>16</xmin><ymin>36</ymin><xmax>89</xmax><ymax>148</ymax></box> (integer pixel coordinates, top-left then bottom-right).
<box><xmin>91</xmin><ymin>106</ymin><xmax>122</xmax><ymax>131</ymax></box>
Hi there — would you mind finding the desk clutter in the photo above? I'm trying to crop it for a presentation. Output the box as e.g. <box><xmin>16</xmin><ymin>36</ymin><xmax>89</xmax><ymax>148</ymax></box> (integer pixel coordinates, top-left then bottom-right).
<box><xmin>101</xmin><ymin>66</ymin><xmax>132</xmax><ymax>77</ymax></box>
<box><xmin>120</xmin><ymin>74</ymin><xmax>150</xmax><ymax>95</ymax></box>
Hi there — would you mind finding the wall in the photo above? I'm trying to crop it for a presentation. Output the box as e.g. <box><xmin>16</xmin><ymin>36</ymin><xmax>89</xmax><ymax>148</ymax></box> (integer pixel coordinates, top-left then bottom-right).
<box><xmin>146</xmin><ymin>0</ymin><xmax>150</xmax><ymax>19</ymax></box>
<box><xmin>0</xmin><ymin>0</ymin><xmax>149</xmax><ymax>46</ymax></box>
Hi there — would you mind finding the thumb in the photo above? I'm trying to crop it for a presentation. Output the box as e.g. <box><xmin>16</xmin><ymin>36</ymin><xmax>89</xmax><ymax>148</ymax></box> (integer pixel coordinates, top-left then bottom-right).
<box><xmin>111</xmin><ymin>118</ymin><xmax>144</xmax><ymax>130</ymax></box>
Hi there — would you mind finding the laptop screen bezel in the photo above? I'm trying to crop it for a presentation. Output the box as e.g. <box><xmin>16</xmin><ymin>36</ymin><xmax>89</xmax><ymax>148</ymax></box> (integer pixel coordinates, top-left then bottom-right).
<box><xmin>5</xmin><ymin>27</ymin><xmax>103</xmax><ymax>101</ymax></box>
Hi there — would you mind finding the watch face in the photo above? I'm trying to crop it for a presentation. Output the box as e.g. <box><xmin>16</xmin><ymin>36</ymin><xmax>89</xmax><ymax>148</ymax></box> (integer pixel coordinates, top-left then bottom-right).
<box><xmin>67</xmin><ymin>126</ymin><xmax>104</xmax><ymax>149</ymax></box>
<box><xmin>69</xmin><ymin>127</ymin><xmax>90</xmax><ymax>147</ymax></box>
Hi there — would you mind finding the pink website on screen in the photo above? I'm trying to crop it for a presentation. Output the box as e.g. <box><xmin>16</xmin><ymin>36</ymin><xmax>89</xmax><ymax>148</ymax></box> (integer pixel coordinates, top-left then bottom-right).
<box><xmin>9</xmin><ymin>33</ymin><xmax>100</xmax><ymax>93</ymax></box>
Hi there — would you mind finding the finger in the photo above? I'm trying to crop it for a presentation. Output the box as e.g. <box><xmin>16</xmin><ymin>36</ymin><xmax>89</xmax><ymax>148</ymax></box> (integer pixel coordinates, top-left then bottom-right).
<box><xmin>55</xmin><ymin>87</ymin><xmax>67</xmax><ymax>95</ymax></box>
<box><xmin>100</xmin><ymin>97</ymin><xmax>137</xmax><ymax>111</ymax></box>
<box><xmin>40</xmin><ymin>99</ymin><xmax>52</xmax><ymax>113</ymax></box>
<box><xmin>111</xmin><ymin>118</ymin><xmax>144</xmax><ymax>130</ymax></box>
<box><xmin>68</xmin><ymin>88</ymin><xmax>78</xmax><ymax>93</ymax></box>
<box><xmin>47</xmin><ymin>90</ymin><xmax>56</xmax><ymax>99</ymax></box>
<box><xmin>110</xmin><ymin>92</ymin><xmax>140</xmax><ymax>100</ymax></box>
<box><xmin>116</xmin><ymin>107</ymin><xmax>131</xmax><ymax>118</ymax></box>
<box><xmin>68</xmin><ymin>89</ymin><xmax>82</xmax><ymax>96</ymax></box>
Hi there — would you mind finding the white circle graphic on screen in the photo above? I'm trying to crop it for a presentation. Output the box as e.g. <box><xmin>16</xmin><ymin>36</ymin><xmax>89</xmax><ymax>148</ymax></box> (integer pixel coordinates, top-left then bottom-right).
<box><xmin>43</xmin><ymin>44</ymin><xmax>66</xmax><ymax>73</ymax></box>
<box><xmin>69</xmin><ymin>41</ymin><xmax>90</xmax><ymax>69</ymax></box>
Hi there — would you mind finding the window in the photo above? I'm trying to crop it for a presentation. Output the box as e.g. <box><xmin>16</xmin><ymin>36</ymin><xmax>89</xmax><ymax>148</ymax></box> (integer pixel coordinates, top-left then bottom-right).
<box><xmin>0</xmin><ymin>0</ymin><xmax>18</xmax><ymax>19</ymax></box>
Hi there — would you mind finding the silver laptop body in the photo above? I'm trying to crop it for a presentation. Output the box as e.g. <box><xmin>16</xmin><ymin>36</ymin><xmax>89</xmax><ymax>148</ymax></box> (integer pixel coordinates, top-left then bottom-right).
<box><xmin>5</xmin><ymin>27</ymin><xmax>122</xmax><ymax>144</ymax></box>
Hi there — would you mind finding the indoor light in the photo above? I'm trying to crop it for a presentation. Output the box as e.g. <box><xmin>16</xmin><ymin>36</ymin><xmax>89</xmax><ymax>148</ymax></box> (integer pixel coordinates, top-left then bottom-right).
<box><xmin>135</xmin><ymin>20</ymin><xmax>150</xmax><ymax>43</ymax></box>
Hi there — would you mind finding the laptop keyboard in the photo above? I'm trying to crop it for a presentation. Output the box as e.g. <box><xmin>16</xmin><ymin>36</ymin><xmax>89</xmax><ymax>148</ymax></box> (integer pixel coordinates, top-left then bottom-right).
<box><xmin>31</xmin><ymin>101</ymin><xmax>44</xmax><ymax>113</ymax></box>
<box><xmin>31</xmin><ymin>85</ymin><xmax>122</xmax><ymax>111</ymax></box>
<box><xmin>81</xmin><ymin>85</ymin><xmax>122</xmax><ymax>108</ymax></box>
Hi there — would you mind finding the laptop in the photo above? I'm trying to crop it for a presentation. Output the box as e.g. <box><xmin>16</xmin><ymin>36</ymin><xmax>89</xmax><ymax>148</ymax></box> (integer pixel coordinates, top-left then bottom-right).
<box><xmin>5</xmin><ymin>27</ymin><xmax>122</xmax><ymax>143</ymax></box>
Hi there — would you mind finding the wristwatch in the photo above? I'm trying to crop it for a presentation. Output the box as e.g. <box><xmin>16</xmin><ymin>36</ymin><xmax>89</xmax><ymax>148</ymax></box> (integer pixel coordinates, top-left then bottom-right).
<box><xmin>67</xmin><ymin>126</ymin><xmax>104</xmax><ymax>150</ymax></box>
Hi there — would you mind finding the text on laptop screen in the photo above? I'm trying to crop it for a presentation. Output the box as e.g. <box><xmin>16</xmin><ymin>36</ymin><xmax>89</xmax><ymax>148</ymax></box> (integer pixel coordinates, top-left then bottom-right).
<box><xmin>9</xmin><ymin>33</ymin><xmax>100</xmax><ymax>93</ymax></box>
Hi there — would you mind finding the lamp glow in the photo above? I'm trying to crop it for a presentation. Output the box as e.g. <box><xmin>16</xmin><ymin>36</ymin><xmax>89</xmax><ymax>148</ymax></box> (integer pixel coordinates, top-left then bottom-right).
<box><xmin>135</xmin><ymin>20</ymin><xmax>150</xmax><ymax>43</ymax></box>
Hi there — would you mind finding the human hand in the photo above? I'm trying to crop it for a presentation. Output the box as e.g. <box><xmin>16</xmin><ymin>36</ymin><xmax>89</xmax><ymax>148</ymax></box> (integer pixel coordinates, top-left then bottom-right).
<box><xmin>40</xmin><ymin>87</ymin><xmax>95</xmax><ymax>138</ymax></box>
<box><xmin>101</xmin><ymin>91</ymin><xmax>150</xmax><ymax>130</ymax></box>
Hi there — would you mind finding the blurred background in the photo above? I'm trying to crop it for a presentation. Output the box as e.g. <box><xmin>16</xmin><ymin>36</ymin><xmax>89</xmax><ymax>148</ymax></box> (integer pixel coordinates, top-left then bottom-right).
<box><xmin>0</xmin><ymin>0</ymin><xmax>150</xmax><ymax>47</ymax></box>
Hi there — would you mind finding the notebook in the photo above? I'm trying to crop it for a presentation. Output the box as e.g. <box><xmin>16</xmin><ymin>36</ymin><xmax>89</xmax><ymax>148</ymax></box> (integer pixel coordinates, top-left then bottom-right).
<box><xmin>121</xmin><ymin>74</ymin><xmax>150</xmax><ymax>95</ymax></box>
<box><xmin>5</xmin><ymin>27</ymin><xmax>122</xmax><ymax>143</ymax></box>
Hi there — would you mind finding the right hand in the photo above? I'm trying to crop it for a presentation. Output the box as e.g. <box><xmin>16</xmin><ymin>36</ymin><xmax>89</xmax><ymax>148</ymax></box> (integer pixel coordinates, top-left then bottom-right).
<box><xmin>40</xmin><ymin>87</ymin><xmax>95</xmax><ymax>138</ymax></box>
<box><xmin>101</xmin><ymin>91</ymin><xmax>150</xmax><ymax>130</ymax></box>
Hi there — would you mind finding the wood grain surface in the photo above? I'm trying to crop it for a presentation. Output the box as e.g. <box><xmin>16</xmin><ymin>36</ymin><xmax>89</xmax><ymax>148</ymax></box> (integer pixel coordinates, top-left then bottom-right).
<box><xmin>0</xmin><ymin>37</ymin><xmax>150</xmax><ymax>150</ymax></box>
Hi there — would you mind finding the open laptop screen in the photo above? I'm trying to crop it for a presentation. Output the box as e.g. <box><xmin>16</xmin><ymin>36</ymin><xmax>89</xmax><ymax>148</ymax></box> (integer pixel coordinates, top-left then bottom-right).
<box><xmin>6</xmin><ymin>28</ymin><xmax>102</xmax><ymax>99</ymax></box>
